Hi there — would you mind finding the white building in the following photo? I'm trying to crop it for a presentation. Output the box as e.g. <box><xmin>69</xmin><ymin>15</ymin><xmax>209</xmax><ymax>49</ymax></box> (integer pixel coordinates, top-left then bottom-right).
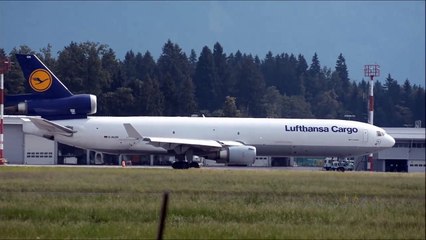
<box><xmin>374</xmin><ymin>128</ymin><xmax>425</xmax><ymax>172</ymax></box>
<box><xmin>4</xmin><ymin>116</ymin><xmax>56</xmax><ymax>165</ymax></box>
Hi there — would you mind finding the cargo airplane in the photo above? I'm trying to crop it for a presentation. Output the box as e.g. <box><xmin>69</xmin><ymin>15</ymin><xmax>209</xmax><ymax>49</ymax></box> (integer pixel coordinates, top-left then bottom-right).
<box><xmin>6</xmin><ymin>54</ymin><xmax>395</xmax><ymax>169</ymax></box>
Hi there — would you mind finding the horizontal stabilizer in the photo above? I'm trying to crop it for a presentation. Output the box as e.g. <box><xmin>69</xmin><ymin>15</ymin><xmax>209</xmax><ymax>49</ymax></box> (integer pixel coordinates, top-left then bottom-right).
<box><xmin>29</xmin><ymin>117</ymin><xmax>76</xmax><ymax>136</ymax></box>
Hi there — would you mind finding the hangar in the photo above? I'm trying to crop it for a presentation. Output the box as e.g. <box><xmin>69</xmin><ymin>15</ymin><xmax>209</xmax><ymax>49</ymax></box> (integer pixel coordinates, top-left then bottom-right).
<box><xmin>374</xmin><ymin>128</ymin><xmax>425</xmax><ymax>172</ymax></box>
<box><xmin>3</xmin><ymin>115</ymin><xmax>425</xmax><ymax>172</ymax></box>
<box><xmin>5</xmin><ymin>116</ymin><xmax>57</xmax><ymax>165</ymax></box>
<box><xmin>4</xmin><ymin>116</ymin><xmax>173</xmax><ymax>166</ymax></box>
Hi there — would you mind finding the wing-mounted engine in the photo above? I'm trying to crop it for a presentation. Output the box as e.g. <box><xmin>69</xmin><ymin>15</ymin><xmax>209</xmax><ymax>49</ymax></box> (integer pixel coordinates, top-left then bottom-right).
<box><xmin>15</xmin><ymin>94</ymin><xmax>97</xmax><ymax>120</ymax></box>
<box><xmin>205</xmin><ymin>145</ymin><xmax>257</xmax><ymax>166</ymax></box>
<box><xmin>128</xmin><ymin>128</ymin><xmax>257</xmax><ymax>167</ymax></box>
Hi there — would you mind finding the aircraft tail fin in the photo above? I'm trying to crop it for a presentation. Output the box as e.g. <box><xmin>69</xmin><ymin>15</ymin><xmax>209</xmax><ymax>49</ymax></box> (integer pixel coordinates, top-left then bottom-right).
<box><xmin>15</xmin><ymin>54</ymin><xmax>72</xmax><ymax>99</ymax></box>
<box><xmin>6</xmin><ymin>54</ymin><xmax>97</xmax><ymax>120</ymax></box>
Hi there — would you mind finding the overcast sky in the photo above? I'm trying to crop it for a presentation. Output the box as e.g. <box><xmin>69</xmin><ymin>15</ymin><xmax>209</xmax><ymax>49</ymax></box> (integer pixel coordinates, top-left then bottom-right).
<box><xmin>1</xmin><ymin>1</ymin><xmax>424</xmax><ymax>86</ymax></box>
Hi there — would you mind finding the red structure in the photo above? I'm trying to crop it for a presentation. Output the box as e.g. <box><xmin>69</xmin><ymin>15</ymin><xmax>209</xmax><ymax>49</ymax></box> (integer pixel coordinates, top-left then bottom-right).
<box><xmin>364</xmin><ymin>64</ymin><xmax>380</xmax><ymax>171</ymax></box>
<box><xmin>0</xmin><ymin>58</ymin><xmax>12</xmax><ymax>165</ymax></box>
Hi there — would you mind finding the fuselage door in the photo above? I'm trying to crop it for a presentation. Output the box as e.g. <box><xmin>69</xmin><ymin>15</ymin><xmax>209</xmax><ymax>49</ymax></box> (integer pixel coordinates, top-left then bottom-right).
<box><xmin>363</xmin><ymin>129</ymin><xmax>368</xmax><ymax>142</ymax></box>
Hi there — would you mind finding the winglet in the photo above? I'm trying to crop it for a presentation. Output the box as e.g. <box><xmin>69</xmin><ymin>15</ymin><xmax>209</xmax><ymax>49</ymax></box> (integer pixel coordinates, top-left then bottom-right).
<box><xmin>123</xmin><ymin>123</ymin><xmax>143</xmax><ymax>139</ymax></box>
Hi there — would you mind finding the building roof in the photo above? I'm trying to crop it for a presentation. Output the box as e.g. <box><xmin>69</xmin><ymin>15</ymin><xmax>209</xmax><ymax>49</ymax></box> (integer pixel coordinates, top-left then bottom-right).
<box><xmin>384</xmin><ymin>127</ymin><xmax>425</xmax><ymax>141</ymax></box>
<box><xmin>4</xmin><ymin>115</ymin><xmax>28</xmax><ymax>125</ymax></box>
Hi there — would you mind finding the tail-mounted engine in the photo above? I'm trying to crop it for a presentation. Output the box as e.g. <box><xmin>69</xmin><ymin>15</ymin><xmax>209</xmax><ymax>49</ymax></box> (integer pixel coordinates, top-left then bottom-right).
<box><xmin>16</xmin><ymin>94</ymin><xmax>97</xmax><ymax>119</ymax></box>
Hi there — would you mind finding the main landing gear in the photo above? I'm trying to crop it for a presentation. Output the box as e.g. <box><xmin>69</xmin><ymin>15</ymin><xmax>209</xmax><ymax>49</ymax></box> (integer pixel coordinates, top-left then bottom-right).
<box><xmin>171</xmin><ymin>161</ymin><xmax>200</xmax><ymax>169</ymax></box>
<box><xmin>171</xmin><ymin>153</ymin><xmax>200</xmax><ymax>169</ymax></box>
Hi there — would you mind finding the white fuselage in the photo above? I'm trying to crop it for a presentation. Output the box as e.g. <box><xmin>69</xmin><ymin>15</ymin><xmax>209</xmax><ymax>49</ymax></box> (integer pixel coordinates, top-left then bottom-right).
<box><xmin>47</xmin><ymin>116</ymin><xmax>395</xmax><ymax>158</ymax></box>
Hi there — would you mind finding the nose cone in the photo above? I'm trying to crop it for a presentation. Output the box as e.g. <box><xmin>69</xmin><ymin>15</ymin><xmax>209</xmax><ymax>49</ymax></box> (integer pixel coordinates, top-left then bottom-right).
<box><xmin>385</xmin><ymin>134</ymin><xmax>396</xmax><ymax>148</ymax></box>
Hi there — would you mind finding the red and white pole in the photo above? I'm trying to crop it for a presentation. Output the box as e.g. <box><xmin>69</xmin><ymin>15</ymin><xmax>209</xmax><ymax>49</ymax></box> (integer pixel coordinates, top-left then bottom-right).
<box><xmin>364</xmin><ymin>64</ymin><xmax>379</xmax><ymax>172</ymax></box>
<box><xmin>367</xmin><ymin>75</ymin><xmax>374</xmax><ymax>171</ymax></box>
<box><xmin>0</xmin><ymin>71</ymin><xmax>4</xmax><ymax>164</ymax></box>
<box><xmin>0</xmin><ymin>59</ymin><xmax>10</xmax><ymax>165</ymax></box>
<box><xmin>368</xmin><ymin>75</ymin><xmax>374</xmax><ymax>125</ymax></box>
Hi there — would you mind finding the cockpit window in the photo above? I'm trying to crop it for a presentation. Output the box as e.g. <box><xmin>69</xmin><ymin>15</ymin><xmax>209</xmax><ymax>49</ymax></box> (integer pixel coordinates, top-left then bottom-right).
<box><xmin>376</xmin><ymin>131</ymin><xmax>385</xmax><ymax>137</ymax></box>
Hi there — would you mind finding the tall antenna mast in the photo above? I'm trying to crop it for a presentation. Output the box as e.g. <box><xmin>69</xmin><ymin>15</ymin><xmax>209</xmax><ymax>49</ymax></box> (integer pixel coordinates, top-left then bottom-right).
<box><xmin>364</xmin><ymin>64</ymin><xmax>380</xmax><ymax>125</ymax></box>
<box><xmin>364</xmin><ymin>64</ymin><xmax>380</xmax><ymax>171</ymax></box>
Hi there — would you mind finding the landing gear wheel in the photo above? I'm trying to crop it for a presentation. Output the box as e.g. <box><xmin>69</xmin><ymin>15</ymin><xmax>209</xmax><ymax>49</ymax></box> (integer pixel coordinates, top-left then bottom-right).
<box><xmin>189</xmin><ymin>162</ymin><xmax>200</xmax><ymax>168</ymax></box>
<box><xmin>172</xmin><ymin>161</ymin><xmax>189</xmax><ymax>169</ymax></box>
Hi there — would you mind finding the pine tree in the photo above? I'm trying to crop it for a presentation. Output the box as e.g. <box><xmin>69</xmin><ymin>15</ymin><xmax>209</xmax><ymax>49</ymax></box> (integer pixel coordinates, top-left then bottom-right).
<box><xmin>333</xmin><ymin>53</ymin><xmax>351</xmax><ymax>111</ymax></box>
<box><xmin>309</xmin><ymin>52</ymin><xmax>321</xmax><ymax>75</ymax></box>
<box><xmin>261</xmin><ymin>51</ymin><xmax>277</xmax><ymax>89</ymax></box>
<box><xmin>262</xmin><ymin>86</ymin><xmax>283</xmax><ymax>118</ymax></box>
<box><xmin>101</xmin><ymin>48</ymin><xmax>120</xmax><ymax>92</ymax></box>
<box><xmin>4</xmin><ymin>47</ymin><xmax>32</xmax><ymax>94</ymax></box>
<box><xmin>412</xmin><ymin>87</ymin><xmax>425</xmax><ymax>126</ymax></box>
<box><xmin>4</xmin><ymin>41</ymin><xmax>425</xmax><ymax>126</ymax></box>
<box><xmin>85</xmin><ymin>44</ymin><xmax>104</xmax><ymax>96</ymax></box>
<box><xmin>296</xmin><ymin>54</ymin><xmax>308</xmax><ymax>97</ymax></box>
<box><xmin>189</xmin><ymin>49</ymin><xmax>197</xmax><ymax>74</ymax></box>
<box><xmin>305</xmin><ymin>52</ymin><xmax>325</xmax><ymax>105</ymax></box>
<box><xmin>213</xmin><ymin>42</ymin><xmax>229</xmax><ymax>106</ymax></box>
<box><xmin>56</xmin><ymin>42</ymin><xmax>89</xmax><ymax>93</ymax></box>
<box><xmin>157</xmin><ymin>40</ymin><xmax>196</xmax><ymax>116</ymax></box>
<box><xmin>122</xmin><ymin>50</ymin><xmax>137</xmax><ymax>84</ymax></box>
<box><xmin>193</xmin><ymin>46</ymin><xmax>218</xmax><ymax>111</ymax></box>
<box><xmin>234</xmin><ymin>55</ymin><xmax>266</xmax><ymax>117</ymax></box>
<box><xmin>38</xmin><ymin>44</ymin><xmax>56</xmax><ymax>70</ymax></box>
<box><xmin>223</xmin><ymin>96</ymin><xmax>239</xmax><ymax>117</ymax></box>
<box><xmin>142</xmin><ymin>76</ymin><xmax>164</xmax><ymax>116</ymax></box>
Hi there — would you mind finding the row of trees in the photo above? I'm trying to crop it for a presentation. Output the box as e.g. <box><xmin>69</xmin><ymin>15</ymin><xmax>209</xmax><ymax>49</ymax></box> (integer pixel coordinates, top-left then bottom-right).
<box><xmin>1</xmin><ymin>40</ymin><xmax>424</xmax><ymax>127</ymax></box>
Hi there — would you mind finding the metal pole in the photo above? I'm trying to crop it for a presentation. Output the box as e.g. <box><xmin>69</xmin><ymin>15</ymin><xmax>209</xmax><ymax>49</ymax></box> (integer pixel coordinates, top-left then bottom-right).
<box><xmin>368</xmin><ymin>75</ymin><xmax>374</xmax><ymax>171</ymax></box>
<box><xmin>0</xmin><ymin>73</ymin><xmax>4</xmax><ymax>164</ymax></box>
<box><xmin>368</xmin><ymin>75</ymin><xmax>374</xmax><ymax>125</ymax></box>
<box><xmin>364</xmin><ymin>64</ymin><xmax>379</xmax><ymax>172</ymax></box>
<box><xmin>157</xmin><ymin>192</ymin><xmax>169</xmax><ymax>240</ymax></box>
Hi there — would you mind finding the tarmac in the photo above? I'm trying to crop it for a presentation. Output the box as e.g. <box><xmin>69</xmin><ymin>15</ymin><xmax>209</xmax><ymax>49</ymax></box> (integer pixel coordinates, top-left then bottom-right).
<box><xmin>3</xmin><ymin>163</ymin><xmax>322</xmax><ymax>171</ymax></box>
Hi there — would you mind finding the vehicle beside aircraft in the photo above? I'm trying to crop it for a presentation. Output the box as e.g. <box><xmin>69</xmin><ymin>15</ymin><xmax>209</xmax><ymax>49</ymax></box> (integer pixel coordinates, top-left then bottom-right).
<box><xmin>7</xmin><ymin>54</ymin><xmax>396</xmax><ymax>169</ymax></box>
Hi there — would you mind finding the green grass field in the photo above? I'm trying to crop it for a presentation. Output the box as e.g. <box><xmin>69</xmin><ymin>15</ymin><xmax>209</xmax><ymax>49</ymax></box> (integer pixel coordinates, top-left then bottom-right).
<box><xmin>0</xmin><ymin>166</ymin><xmax>424</xmax><ymax>239</ymax></box>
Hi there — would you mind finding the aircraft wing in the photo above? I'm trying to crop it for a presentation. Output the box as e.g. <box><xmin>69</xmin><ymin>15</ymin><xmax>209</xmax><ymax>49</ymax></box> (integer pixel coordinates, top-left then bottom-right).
<box><xmin>124</xmin><ymin>123</ymin><xmax>244</xmax><ymax>151</ymax></box>
<box><xmin>143</xmin><ymin>137</ymin><xmax>246</xmax><ymax>152</ymax></box>
<box><xmin>143</xmin><ymin>137</ymin><xmax>222</xmax><ymax>149</ymax></box>
<box><xmin>217</xmin><ymin>140</ymin><xmax>244</xmax><ymax>146</ymax></box>
<box><xmin>28</xmin><ymin>117</ymin><xmax>76</xmax><ymax>136</ymax></box>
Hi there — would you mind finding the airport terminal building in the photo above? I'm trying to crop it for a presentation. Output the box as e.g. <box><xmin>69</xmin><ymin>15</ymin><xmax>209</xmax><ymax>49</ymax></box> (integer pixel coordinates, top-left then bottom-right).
<box><xmin>3</xmin><ymin>116</ymin><xmax>425</xmax><ymax>172</ymax></box>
